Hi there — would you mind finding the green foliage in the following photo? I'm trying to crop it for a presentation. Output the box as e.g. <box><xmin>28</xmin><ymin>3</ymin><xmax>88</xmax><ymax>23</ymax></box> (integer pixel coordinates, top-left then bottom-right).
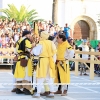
<box><xmin>0</xmin><ymin>16</ymin><xmax>7</xmax><ymax>20</ymax></box>
<box><xmin>0</xmin><ymin>4</ymin><xmax>42</xmax><ymax>23</ymax></box>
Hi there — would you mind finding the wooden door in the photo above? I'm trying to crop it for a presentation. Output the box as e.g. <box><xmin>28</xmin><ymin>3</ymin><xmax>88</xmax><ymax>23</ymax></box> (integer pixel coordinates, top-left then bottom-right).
<box><xmin>73</xmin><ymin>20</ymin><xmax>90</xmax><ymax>39</ymax></box>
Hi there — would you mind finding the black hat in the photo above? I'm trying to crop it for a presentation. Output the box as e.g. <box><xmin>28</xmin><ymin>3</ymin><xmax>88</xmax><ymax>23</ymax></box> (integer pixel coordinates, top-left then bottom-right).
<box><xmin>22</xmin><ymin>30</ymin><xmax>31</xmax><ymax>37</ymax></box>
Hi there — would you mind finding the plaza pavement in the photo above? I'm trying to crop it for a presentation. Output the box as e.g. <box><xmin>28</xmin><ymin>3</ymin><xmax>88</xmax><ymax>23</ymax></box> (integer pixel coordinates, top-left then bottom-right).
<box><xmin>0</xmin><ymin>70</ymin><xmax>100</xmax><ymax>100</ymax></box>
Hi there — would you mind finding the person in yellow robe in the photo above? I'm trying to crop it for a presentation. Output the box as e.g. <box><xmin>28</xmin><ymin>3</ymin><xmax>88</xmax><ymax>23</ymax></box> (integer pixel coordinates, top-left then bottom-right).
<box><xmin>40</xmin><ymin>35</ymin><xmax>56</xmax><ymax>96</ymax></box>
<box><xmin>14</xmin><ymin>30</ymin><xmax>34</xmax><ymax>95</ymax></box>
<box><xmin>31</xmin><ymin>31</ymin><xmax>57</xmax><ymax>98</ymax></box>
<box><xmin>54</xmin><ymin>33</ymin><xmax>72</xmax><ymax>96</ymax></box>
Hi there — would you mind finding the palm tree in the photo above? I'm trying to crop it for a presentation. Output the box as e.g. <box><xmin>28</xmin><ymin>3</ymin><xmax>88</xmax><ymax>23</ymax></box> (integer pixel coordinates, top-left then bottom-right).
<box><xmin>0</xmin><ymin>4</ymin><xmax>39</xmax><ymax>23</ymax></box>
<box><xmin>52</xmin><ymin>0</ymin><xmax>58</xmax><ymax>24</ymax></box>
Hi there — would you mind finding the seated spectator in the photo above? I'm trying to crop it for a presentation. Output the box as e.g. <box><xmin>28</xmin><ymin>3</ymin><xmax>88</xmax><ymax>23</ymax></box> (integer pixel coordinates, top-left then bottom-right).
<box><xmin>0</xmin><ymin>35</ymin><xmax>2</xmax><ymax>47</ymax></box>
<box><xmin>1</xmin><ymin>34</ymin><xmax>6</xmax><ymax>48</ymax></box>
<box><xmin>1</xmin><ymin>44</ymin><xmax>10</xmax><ymax>63</ymax></box>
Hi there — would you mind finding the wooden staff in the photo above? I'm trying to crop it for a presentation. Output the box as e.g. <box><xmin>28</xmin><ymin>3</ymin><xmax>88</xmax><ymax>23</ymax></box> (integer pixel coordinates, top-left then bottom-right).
<box><xmin>30</xmin><ymin>21</ymin><xmax>39</xmax><ymax>89</ymax></box>
<box><xmin>33</xmin><ymin>21</ymin><xmax>39</xmax><ymax>38</ymax></box>
<box><xmin>29</xmin><ymin>21</ymin><xmax>39</xmax><ymax>44</ymax></box>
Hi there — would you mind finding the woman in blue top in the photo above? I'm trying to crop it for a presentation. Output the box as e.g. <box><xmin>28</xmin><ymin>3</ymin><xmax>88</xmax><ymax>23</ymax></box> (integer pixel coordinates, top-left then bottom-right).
<box><xmin>64</xmin><ymin>23</ymin><xmax>70</xmax><ymax>39</ymax></box>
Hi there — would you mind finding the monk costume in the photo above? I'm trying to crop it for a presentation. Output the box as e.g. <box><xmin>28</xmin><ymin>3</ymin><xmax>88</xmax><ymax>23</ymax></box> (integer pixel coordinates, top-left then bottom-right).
<box><xmin>39</xmin><ymin>33</ymin><xmax>72</xmax><ymax>96</ymax></box>
<box><xmin>31</xmin><ymin>31</ymin><xmax>57</xmax><ymax>98</ymax></box>
<box><xmin>40</xmin><ymin>35</ymin><xmax>56</xmax><ymax>96</ymax></box>
<box><xmin>14</xmin><ymin>30</ymin><xmax>33</xmax><ymax>95</ymax></box>
<box><xmin>54</xmin><ymin>33</ymin><xmax>72</xmax><ymax>96</ymax></box>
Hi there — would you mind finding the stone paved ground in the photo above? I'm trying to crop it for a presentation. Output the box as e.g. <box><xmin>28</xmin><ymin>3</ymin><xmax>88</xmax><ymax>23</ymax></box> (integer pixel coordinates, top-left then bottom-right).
<box><xmin>0</xmin><ymin>70</ymin><xmax>100</xmax><ymax>100</ymax></box>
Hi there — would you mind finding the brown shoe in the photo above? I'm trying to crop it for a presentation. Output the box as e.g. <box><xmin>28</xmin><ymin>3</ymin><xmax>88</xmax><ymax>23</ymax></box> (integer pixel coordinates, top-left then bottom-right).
<box><xmin>11</xmin><ymin>88</ymin><xmax>17</xmax><ymax>92</ymax></box>
<box><xmin>40</xmin><ymin>91</ymin><xmax>50</xmax><ymax>96</ymax></box>
<box><xmin>61</xmin><ymin>90</ymin><xmax>67</xmax><ymax>96</ymax></box>
<box><xmin>54</xmin><ymin>90</ymin><xmax>62</xmax><ymax>94</ymax></box>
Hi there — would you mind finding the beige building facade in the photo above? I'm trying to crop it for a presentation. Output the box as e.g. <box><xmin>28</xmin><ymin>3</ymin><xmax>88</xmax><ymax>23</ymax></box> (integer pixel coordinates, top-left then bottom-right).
<box><xmin>58</xmin><ymin>0</ymin><xmax>100</xmax><ymax>40</ymax></box>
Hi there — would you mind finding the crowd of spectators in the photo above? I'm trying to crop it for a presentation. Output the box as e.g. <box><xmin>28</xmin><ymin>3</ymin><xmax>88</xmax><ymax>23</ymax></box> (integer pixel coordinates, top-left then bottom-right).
<box><xmin>0</xmin><ymin>18</ymin><xmax>94</xmax><ymax>64</ymax></box>
<box><xmin>0</xmin><ymin>18</ymin><xmax>100</xmax><ymax>76</ymax></box>
<box><xmin>0</xmin><ymin>19</ymin><xmax>66</xmax><ymax>63</ymax></box>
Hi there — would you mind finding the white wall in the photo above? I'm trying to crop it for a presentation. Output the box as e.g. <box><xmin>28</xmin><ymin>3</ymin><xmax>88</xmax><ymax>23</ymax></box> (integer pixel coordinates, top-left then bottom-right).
<box><xmin>58</xmin><ymin>0</ymin><xmax>98</xmax><ymax>26</ymax></box>
<box><xmin>58</xmin><ymin>0</ymin><xmax>66</xmax><ymax>27</ymax></box>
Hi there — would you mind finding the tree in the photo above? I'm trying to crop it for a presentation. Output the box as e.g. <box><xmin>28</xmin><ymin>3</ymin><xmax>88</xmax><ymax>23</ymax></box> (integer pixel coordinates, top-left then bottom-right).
<box><xmin>52</xmin><ymin>0</ymin><xmax>58</xmax><ymax>24</ymax></box>
<box><xmin>0</xmin><ymin>4</ymin><xmax>40</xmax><ymax>23</ymax></box>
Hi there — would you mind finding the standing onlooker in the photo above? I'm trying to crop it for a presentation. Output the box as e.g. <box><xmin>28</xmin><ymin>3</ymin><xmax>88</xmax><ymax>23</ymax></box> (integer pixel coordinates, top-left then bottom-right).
<box><xmin>64</xmin><ymin>23</ymin><xmax>71</xmax><ymax>39</ymax></box>
<box><xmin>96</xmin><ymin>42</ymin><xmax>100</xmax><ymax>52</ymax></box>
<box><xmin>80</xmin><ymin>41</ymin><xmax>89</xmax><ymax>75</ymax></box>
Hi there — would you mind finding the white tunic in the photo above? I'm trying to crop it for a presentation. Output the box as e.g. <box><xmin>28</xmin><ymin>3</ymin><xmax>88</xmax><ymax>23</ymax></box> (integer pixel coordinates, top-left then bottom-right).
<box><xmin>31</xmin><ymin>43</ymin><xmax>56</xmax><ymax>62</ymax></box>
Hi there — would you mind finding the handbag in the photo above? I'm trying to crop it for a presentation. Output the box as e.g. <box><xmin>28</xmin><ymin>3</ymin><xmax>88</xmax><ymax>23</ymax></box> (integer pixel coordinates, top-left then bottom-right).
<box><xmin>20</xmin><ymin>58</ymin><xmax>28</xmax><ymax>67</ymax></box>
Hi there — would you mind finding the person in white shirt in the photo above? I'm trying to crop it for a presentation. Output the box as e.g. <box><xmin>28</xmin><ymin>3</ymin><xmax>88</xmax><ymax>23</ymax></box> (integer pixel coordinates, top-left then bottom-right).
<box><xmin>31</xmin><ymin>31</ymin><xmax>57</xmax><ymax>98</ymax></box>
<box><xmin>80</xmin><ymin>41</ymin><xmax>89</xmax><ymax>75</ymax></box>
